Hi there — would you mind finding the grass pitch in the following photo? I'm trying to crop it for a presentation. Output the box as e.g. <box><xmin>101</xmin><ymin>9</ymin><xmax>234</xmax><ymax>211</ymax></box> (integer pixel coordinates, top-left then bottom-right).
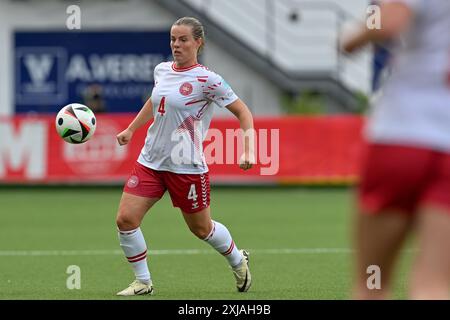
<box><xmin>0</xmin><ymin>187</ymin><xmax>413</xmax><ymax>299</ymax></box>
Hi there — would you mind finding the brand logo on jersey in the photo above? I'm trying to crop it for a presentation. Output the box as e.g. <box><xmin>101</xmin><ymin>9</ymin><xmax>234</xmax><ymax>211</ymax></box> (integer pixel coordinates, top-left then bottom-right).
<box><xmin>179</xmin><ymin>82</ymin><xmax>193</xmax><ymax>96</ymax></box>
<box><xmin>127</xmin><ymin>175</ymin><xmax>139</xmax><ymax>188</ymax></box>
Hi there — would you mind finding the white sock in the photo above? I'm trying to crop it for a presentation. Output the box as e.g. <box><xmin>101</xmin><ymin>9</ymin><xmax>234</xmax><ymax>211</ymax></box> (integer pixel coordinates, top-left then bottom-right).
<box><xmin>118</xmin><ymin>227</ymin><xmax>151</xmax><ymax>284</ymax></box>
<box><xmin>203</xmin><ymin>220</ymin><xmax>243</xmax><ymax>268</ymax></box>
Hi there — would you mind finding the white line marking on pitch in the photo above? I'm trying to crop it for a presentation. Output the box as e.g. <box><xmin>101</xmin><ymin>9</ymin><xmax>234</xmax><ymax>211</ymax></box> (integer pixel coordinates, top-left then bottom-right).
<box><xmin>0</xmin><ymin>248</ymin><xmax>354</xmax><ymax>256</ymax></box>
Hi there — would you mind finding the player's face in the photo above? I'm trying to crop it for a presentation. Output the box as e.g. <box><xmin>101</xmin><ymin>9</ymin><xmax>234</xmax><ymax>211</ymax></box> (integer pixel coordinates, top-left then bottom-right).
<box><xmin>170</xmin><ymin>25</ymin><xmax>202</xmax><ymax>67</ymax></box>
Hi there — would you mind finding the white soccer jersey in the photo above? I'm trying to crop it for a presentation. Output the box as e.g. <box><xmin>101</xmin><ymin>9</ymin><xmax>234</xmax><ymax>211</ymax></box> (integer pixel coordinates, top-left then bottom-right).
<box><xmin>137</xmin><ymin>62</ymin><xmax>239</xmax><ymax>174</ymax></box>
<box><xmin>367</xmin><ymin>0</ymin><xmax>450</xmax><ymax>152</ymax></box>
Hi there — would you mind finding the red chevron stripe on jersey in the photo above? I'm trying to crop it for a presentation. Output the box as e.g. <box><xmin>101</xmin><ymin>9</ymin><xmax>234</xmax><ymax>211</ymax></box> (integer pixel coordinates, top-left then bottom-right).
<box><xmin>176</xmin><ymin>116</ymin><xmax>202</xmax><ymax>152</ymax></box>
<box><xmin>196</xmin><ymin>101</ymin><xmax>209</xmax><ymax>119</ymax></box>
<box><xmin>185</xmin><ymin>99</ymin><xmax>207</xmax><ymax>106</ymax></box>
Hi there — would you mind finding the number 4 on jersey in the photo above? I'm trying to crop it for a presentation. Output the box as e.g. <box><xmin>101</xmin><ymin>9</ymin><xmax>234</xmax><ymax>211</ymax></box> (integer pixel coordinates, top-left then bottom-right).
<box><xmin>158</xmin><ymin>96</ymin><xmax>166</xmax><ymax>115</ymax></box>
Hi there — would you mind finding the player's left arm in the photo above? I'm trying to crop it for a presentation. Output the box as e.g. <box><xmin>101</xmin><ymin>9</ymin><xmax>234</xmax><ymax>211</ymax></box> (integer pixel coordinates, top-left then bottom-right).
<box><xmin>226</xmin><ymin>99</ymin><xmax>255</xmax><ymax>171</ymax></box>
<box><xmin>341</xmin><ymin>1</ymin><xmax>415</xmax><ymax>53</ymax></box>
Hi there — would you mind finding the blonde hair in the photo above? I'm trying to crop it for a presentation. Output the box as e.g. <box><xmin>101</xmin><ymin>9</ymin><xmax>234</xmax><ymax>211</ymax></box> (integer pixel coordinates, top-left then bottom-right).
<box><xmin>173</xmin><ymin>17</ymin><xmax>205</xmax><ymax>53</ymax></box>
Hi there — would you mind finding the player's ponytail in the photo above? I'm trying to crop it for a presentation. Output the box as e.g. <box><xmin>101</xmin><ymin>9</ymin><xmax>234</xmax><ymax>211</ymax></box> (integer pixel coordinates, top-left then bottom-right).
<box><xmin>173</xmin><ymin>17</ymin><xmax>205</xmax><ymax>54</ymax></box>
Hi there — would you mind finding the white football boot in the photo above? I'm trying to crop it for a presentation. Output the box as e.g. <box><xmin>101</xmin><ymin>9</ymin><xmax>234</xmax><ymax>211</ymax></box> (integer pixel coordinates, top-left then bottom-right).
<box><xmin>232</xmin><ymin>250</ymin><xmax>252</xmax><ymax>292</ymax></box>
<box><xmin>116</xmin><ymin>280</ymin><xmax>154</xmax><ymax>296</ymax></box>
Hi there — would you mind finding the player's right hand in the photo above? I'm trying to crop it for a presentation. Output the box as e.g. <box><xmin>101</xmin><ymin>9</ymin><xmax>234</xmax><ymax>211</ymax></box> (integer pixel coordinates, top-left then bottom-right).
<box><xmin>239</xmin><ymin>151</ymin><xmax>256</xmax><ymax>171</ymax></box>
<box><xmin>116</xmin><ymin>128</ymin><xmax>133</xmax><ymax>146</ymax></box>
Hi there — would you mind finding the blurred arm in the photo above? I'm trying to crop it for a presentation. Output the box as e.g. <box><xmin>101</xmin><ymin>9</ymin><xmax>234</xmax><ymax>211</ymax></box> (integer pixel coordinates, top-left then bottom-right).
<box><xmin>226</xmin><ymin>99</ymin><xmax>255</xmax><ymax>170</ymax></box>
<box><xmin>341</xmin><ymin>2</ymin><xmax>414</xmax><ymax>53</ymax></box>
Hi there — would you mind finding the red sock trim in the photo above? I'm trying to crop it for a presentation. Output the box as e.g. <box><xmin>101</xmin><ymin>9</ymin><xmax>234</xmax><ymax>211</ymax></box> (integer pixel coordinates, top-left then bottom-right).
<box><xmin>221</xmin><ymin>241</ymin><xmax>235</xmax><ymax>256</ymax></box>
<box><xmin>127</xmin><ymin>250</ymin><xmax>147</xmax><ymax>262</ymax></box>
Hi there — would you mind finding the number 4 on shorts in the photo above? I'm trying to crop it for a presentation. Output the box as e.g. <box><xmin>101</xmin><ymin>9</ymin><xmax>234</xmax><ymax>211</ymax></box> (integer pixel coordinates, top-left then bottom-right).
<box><xmin>188</xmin><ymin>184</ymin><xmax>198</xmax><ymax>201</ymax></box>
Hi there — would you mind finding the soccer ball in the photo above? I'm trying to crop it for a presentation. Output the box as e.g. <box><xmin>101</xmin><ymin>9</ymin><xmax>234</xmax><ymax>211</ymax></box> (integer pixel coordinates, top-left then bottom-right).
<box><xmin>55</xmin><ymin>103</ymin><xmax>97</xmax><ymax>144</ymax></box>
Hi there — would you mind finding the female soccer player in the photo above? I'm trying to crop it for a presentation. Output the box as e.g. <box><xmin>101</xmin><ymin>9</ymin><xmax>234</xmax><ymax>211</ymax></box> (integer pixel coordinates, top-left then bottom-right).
<box><xmin>342</xmin><ymin>0</ymin><xmax>450</xmax><ymax>299</ymax></box>
<box><xmin>114</xmin><ymin>17</ymin><xmax>255</xmax><ymax>296</ymax></box>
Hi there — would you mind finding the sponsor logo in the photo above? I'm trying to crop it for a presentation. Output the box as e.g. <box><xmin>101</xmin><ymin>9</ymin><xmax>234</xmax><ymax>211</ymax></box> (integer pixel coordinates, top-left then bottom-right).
<box><xmin>15</xmin><ymin>32</ymin><xmax>170</xmax><ymax>112</ymax></box>
<box><xmin>16</xmin><ymin>47</ymin><xmax>68</xmax><ymax>105</ymax></box>
<box><xmin>0</xmin><ymin>120</ymin><xmax>47</xmax><ymax>179</ymax></box>
<box><xmin>62</xmin><ymin>119</ymin><xmax>127</xmax><ymax>176</ymax></box>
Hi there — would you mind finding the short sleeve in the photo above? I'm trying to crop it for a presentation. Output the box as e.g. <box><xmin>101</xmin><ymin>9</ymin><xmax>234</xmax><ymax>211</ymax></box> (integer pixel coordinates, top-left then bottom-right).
<box><xmin>204</xmin><ymin>72</ymin><xmax>239</xmax><ymax>108</ymax></box>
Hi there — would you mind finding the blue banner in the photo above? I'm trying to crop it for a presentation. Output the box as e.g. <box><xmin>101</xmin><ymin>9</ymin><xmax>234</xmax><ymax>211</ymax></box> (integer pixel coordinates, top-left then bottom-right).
<box><xmin>15</xmin><ymin>31</ymin><xmax>171</xmax><ymax>113</ymax></box>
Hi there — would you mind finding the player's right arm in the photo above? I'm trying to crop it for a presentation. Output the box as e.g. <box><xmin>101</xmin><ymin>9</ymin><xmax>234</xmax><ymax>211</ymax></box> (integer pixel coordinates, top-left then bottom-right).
<box><xmin>340</xmin><ymin>1</ymin><xmax>415</xmax><ymax>54</ymax></box>
<box><xmin>116</xmin><ymin>97</ymin><xmax>154</xmax><ymax>146</ymax></box>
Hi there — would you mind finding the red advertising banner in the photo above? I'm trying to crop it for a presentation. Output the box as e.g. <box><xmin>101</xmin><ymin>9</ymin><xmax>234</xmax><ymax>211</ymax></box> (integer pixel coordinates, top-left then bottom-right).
<box><xmin>0</xmin><ymin>115</ymin><xmax>365</xmax><ymax>185</ymax></box>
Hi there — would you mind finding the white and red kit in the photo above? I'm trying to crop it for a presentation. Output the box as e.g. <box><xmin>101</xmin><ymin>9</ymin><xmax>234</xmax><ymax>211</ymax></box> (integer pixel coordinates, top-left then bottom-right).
<box><xmin>367</xmin><ymin>0</ymin><xmax>450</xmax><ymax>152</ymax></box>
<box><xmin>125</xmin><ymin>62</ymin><xmax>239</xmax><ymax>213</ymax></box>
<box><xmin>138</xmin><ymin>62</ymin><xmax>239</xmax><ymax>174</ymax></box>
<box><xmin>360</xmin><ymin>0</ymin><xmax>450</xmax><ymax>214</ymax></box>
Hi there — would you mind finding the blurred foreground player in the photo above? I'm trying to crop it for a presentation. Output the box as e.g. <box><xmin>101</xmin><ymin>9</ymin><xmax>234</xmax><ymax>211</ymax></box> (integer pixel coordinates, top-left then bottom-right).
<box><xmin>342</xmin><ymin>0</ymin><xmax>450</xmax><ymax>299</ymax></box>
<box><xmin>114</xmin><ymin>17</ymin><xmax>255</xmax><ymax>296</ymax></box>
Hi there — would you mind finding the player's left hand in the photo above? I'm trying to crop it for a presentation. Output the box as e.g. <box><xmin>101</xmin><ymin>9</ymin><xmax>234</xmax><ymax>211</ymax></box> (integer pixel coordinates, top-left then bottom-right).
<box><xmin>239</xmin><ymin>152</ymin><xmax>255</xmax><ymax>171</ymax></box>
